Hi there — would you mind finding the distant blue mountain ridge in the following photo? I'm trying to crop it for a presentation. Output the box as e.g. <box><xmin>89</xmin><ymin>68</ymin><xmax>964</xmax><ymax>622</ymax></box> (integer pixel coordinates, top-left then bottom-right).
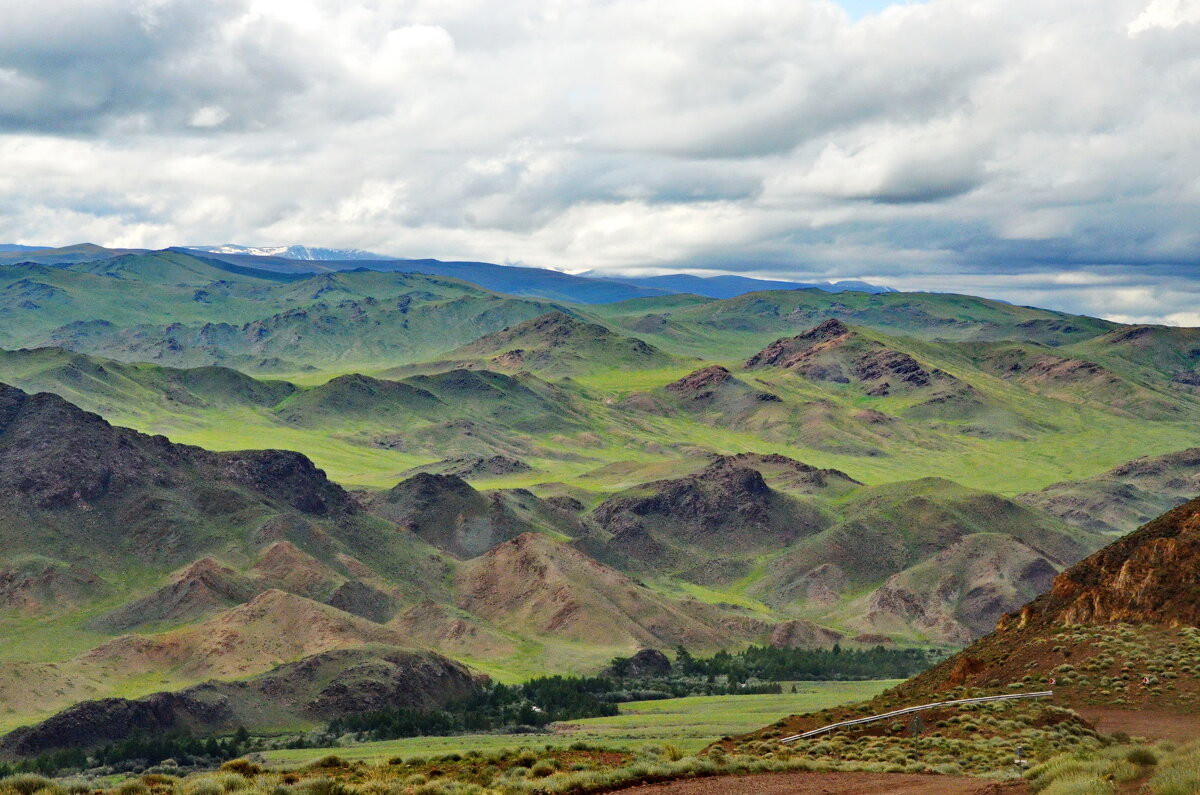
<box><xmin>0</xmin><ymin>242</ymin><xmax>896</xmax><ymax>304</ymax></box>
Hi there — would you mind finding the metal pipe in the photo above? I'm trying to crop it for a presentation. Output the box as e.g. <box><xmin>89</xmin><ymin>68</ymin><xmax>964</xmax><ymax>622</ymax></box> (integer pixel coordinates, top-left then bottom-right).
<box><xmin>778</xmin><ymin>691</ymin><xmax>1054</xmax><ymax>743</ymax></box>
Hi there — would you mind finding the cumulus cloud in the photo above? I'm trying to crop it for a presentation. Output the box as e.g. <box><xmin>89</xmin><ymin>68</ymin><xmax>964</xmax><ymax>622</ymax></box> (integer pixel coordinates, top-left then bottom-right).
<box><xmin>1</xmin><ymin>0</ymin><xmax>1200</xmax><ymax>321</ymax></box>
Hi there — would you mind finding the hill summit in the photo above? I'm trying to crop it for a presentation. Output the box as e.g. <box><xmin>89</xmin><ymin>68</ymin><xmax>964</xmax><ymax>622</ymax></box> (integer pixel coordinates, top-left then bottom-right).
<box><xmin>745</xmin><ymin>319</ymin><xmax>947</xmax><ymax>396</ymax></box>
<box><xmin>435</xmin><ymin>310</ymin><xmax>677</xmax><ymax>375</ymax></box>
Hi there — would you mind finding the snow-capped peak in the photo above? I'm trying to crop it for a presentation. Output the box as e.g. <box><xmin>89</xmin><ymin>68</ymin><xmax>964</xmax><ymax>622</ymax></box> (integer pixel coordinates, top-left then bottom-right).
<box><xmin>190</xmin><ymin>244</ymin><xmax>392</xmax><ymax>261</ymax></box>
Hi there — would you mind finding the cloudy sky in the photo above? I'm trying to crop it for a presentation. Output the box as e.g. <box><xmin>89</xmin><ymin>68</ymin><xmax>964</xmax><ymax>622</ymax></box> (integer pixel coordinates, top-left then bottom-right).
<box><xmin>2</xmin><ymin>0</ymin><xmax>1200</xmax><ymax>322</ymax></box>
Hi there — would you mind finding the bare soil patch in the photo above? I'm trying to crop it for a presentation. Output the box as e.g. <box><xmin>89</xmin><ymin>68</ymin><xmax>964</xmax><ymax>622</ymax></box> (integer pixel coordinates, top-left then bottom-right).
<box><xmin>608</xmin><ymin>771</ymin><xmax>1027</xmax><ymax>794</ymax></box>
<box><xmin>1075</xmin><ymin>707</ymin><xmax>1199</xmax><ymax>743</ymax></box>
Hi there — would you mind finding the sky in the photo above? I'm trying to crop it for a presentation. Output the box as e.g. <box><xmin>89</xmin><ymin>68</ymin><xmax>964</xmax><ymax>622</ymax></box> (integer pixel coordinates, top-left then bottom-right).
<box><xmin>2</xmin><ymin>0</ymin><xmax>1200</xmax><ymax>323</ymax></box>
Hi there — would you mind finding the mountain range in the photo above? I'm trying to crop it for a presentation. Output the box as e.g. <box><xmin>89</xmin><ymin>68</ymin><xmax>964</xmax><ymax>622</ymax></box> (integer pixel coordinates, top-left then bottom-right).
<box><xmin>0</xmin><ymin>243</ymin><xmax>893</xmax><ymax>302</ymax></box>
<box><xmin>1</xmin><ymin>243</ymin><xmax>1199</xmax><ymax>751</ymax></box>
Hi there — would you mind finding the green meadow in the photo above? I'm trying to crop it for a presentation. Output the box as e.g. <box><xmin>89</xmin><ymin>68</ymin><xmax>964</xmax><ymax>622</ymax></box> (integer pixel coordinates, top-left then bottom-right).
<box><xmin>259</xmin><ymin>681</ymin><xmax>898</xmax><ymax>764</ymax></box>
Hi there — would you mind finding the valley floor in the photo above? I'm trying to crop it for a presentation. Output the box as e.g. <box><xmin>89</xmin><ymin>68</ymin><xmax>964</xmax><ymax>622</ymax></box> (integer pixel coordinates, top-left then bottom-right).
<box><xmin>260</xmin><ymin>683</ymin><xmax>897</xmax><ymax>764</ymax></box>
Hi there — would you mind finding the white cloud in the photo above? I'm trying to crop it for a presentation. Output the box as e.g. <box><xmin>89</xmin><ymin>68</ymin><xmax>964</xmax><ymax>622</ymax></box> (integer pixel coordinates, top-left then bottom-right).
<box><xmin>189</xmin><ymin>106</ymin><xmax>230</xmax><ymax>128</ymax></box>
<box><xmin>1128</xmin><ymin>0</ymin><xmax>1200</xmax><ymax>33</ymax></box>
<box><xmin>1</xmin><ymin>0</ymin><xmax>1200</xmax><ymax>321</ymax></box>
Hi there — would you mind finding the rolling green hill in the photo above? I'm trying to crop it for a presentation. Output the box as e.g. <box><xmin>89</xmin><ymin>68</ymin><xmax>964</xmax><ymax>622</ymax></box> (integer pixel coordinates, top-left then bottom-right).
<box><xmin>4</xmin><ymin>248</ymin><xmax>1200</xmax><ymax>750</ymax></box>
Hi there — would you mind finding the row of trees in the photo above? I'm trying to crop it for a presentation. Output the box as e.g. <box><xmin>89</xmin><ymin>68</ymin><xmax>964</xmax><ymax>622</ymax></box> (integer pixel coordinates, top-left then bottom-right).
<box><xmin>329</xmin><ymin>675</ymin><xmax>619</xmax><ymax>741</ymax></box>
<box><xmin>670</xmin><ymin>644</ymin><xmax>937</xmax><ymax>681</ymax></box>
<box><xmin>0</xmin><ymin>728</ymin><xmax>256</xmax><ymax>778</ymax></box>
<box><xmin>91</xmin><ymin>727</ymin><xmax>254</xmax><ymax>768</ymax></box>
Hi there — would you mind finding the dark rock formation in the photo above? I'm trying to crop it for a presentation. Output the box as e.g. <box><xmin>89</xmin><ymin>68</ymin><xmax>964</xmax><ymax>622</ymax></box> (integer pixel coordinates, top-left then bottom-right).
<box><xmin>605</xmin><ymin>648</ymin><xmax>672</xmax><ymax>677</ymax></box>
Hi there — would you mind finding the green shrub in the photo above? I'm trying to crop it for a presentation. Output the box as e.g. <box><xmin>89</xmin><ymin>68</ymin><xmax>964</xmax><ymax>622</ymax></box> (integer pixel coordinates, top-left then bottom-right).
<box><xmin>529</xmin><ymin>761</ymin><xmax>556</xmax><ymax>778</ymax></box>
<box><xmin>1149</xmin><ymin>751</ymin><xmax>1200</xmax><ymax>795</ymax></box>
<box><xmin>1041</xmin><ymin>775</ymin><xmax>1113</xmax><ymax>795</ymax></box>
<box><xmin>308</xmin><ymin>756</ymin><xmax>348</xmax><ymax>770</ymax></box>
<box><xmin>660</xmin><ymin>744</ymin><xmax>685</xmax><ymax>762</ymax></box>
<box><xmin>1128</xmin><ymin>747</ymin><xmax>1159</xmax><ymax>766</ymax></box>
<box><xmin>0</xmin><ymin>776</ymin><xmax>56</xmax><ymax>795</ymax></box>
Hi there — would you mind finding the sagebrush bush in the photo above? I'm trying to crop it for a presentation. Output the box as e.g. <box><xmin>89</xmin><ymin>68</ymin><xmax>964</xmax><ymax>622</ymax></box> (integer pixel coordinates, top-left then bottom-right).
<box><xmin>660</xmin><ymin>744</ymin><xmax>685</xmax><ymax>762</ymax></box>
<box><xmin>1128</xmin><ymin>747</ymin><xmax>1159</xmax><ymax>767</ymax></box>
<box><xmin>0</xmin><ymin>776</ymin><xmax>56</xmax><ymax>795</ymax></box>
<box><xmin>221</xmin><ymin>760</ymin><xmax>263</xmax><ymax>777</ymax></box>
<box><xmin>529</xmin><ymin>761</ymin><xmax>556</xmax><ymax>778</ymax></box>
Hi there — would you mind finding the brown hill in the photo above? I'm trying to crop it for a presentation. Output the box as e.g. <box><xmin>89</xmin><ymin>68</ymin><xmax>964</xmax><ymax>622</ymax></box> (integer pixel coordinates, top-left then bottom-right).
<box><xmin>588</xmin><ymin>459</ymin><xmax>829</xmax><ymax>583</ymax></box>
<box><xmin>856</xmin><ymin>533</ymin><xmax>1058</xmax><ymax>644</ymax></box>
<box><xmin>1017</xmin><ymin>447</ymin><xmax>1200</xmax><ymax>534</ymax></box>
<box><xmin>750</xmin><ymin>478</ymin><xmax>1094</xmax><ymax>616</ymax></box>
<box><xmin>89</xmin><ymin>558</ymin><xmax>262</xmax><ymax>631</ymax></box>
<box><xmin>0</xmin><ymin>590</ymin><xmax>420</xmax><ymax>730</ymax></box>
<box><xmin>90</xmin><ymin>542</ymin><xmax>401</xmax><ymax>632</ymax></box>
<box><xmin>85</xmin><ymin>589</ymin><xmax>410</xmax><ymax>679</ymax></box>
<box><xmin>0</xmin><ymin>644</ymin><xmax>479</xmax><ymax>756</ymax></box>
<box><xmin>389</xmin><ymin>600</ymin><xmax>518</xmax><ymax>658</ymax></box>
<box><xmin>430</xmin><ymin>311</ymin><xmax>677</xmax><ymax>375</ymax></box>
<box><xmin>769</xmin><ymin>619</ymin><xmax>844</xmax><ymax>649</ymax></box>
<box><xmin>744</xmin><ymin>319</ymin><xmax>948</xmax><ymax>396</ymax></box>
<box><xmin>455</xmin><ymin>533</ymin><xmax>737</xmax><ymax>649</ymax></box>
<box><xmin>0</xmin><ymin>382</ymin><xmax>356</xmax><ymax>573</ymax></box>
<box><xmin>709</xmin><ymin>453</ymin><xmax>861</xmax><ymax>495</ymax></box>
<box><xmin>895</xmin><ymin>496</ymin><xmax>1200</xmax><ymax>712</ymax></box>
<box><xmin>0</xmin><ymin>558</ymin><xmax>107</xmax><ymax>613</ymax></box>
<box><xmin>664</xmin><ymin>365</ymin><xmax>782</xmax><ymax>408</ymax></box>
<box><xmin>363</xmin><ymin>473</ymin><xmax>589</xmax><ymax>559</ymax></box>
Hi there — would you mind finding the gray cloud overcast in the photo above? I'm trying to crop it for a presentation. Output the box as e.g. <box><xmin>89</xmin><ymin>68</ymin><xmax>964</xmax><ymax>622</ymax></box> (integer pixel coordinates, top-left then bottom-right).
<box><xmin>2</xmin><ymin>0</ymin><xmax>1200</xmax><ymax>322</ymax></box>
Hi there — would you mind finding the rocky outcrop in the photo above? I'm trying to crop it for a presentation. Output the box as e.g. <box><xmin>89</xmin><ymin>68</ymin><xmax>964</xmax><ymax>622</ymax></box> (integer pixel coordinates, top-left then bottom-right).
<box><xmin>410</xmin><ymin>455</ymin><xmax>533</xmax><ymax>479</ymax></box>
<box><xmin>665</xmin><ymin>366</ymin><xmax>735</xmax><ymax>394</ymax></box>
<box><xmin>745</xmin><ymin>319</ymin><xmax>852</xmax><ymax>368</ymax></box>
<box><xmin>743</xmin><ymin>320</ymin><xmax>943</xmax><ymax>396</ymax></box>
<box><xmin>605</xmin><ymin>648</ymin><xmax>672</xmax><ymax>678</ymax></box>
<box><xmin>1034</xmin><ymin>499</ymin><xmax>1200</xmax><ymax>627</ymax></box>
<box><xmin>708</xmin><ymin>453</ymin><xmax>861</xmax><ymax>492</ymax></box>
<box><xmin>591</xmin><ymin>460</ymin><xmax>829</xmax><ymax>578</ymax></box>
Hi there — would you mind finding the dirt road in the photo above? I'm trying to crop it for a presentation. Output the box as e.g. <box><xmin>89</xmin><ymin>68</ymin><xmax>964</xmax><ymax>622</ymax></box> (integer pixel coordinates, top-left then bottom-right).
<box><xmin>609</xmin><ymin>772</ymin><xmax>1026</xmax><ymax>794</ymax></box>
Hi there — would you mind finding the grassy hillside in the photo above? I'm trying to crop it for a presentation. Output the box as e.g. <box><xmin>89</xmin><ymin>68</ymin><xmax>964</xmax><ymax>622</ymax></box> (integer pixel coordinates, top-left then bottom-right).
<box><xmin>5</xmin><ymin>249</ymin><xmax>1200</xmax><ymax>751</ymax></box>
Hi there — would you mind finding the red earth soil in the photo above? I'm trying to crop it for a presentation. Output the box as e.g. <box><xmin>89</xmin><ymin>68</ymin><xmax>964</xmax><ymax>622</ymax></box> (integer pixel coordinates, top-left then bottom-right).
<box><xmin>1076</xmin><ymin>707</ymin><xmax>1199</xmax><ymax>743</ymax></box>
<box><xmin>608</xmin><ymin>772</ymin><xmax>1027</xmax><ymax>794</ymax></box>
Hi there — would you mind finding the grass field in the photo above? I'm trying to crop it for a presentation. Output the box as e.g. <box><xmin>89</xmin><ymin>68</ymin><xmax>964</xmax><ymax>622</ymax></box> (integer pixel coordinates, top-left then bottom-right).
<box><xmin>258</xmin><ymin>681</ymin><xmax>899</xmax><ymax>765</ymax></box>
